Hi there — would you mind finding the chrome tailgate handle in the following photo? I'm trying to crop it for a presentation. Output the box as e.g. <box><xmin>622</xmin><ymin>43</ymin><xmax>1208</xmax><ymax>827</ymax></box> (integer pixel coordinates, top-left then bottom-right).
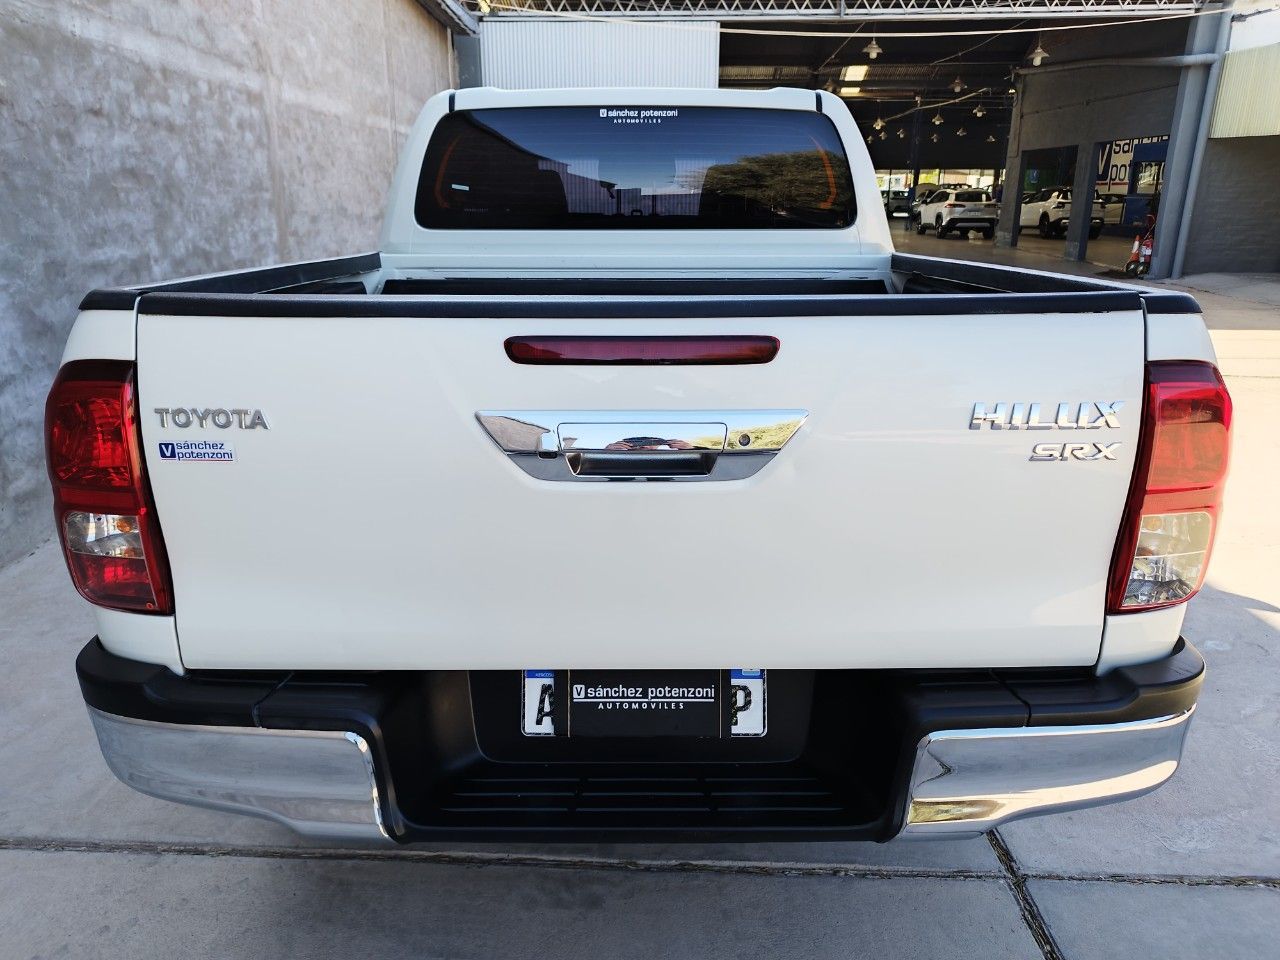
<box><xmin>477</xmin><ymin>410</ymin><xmax>807</xmax><ymax>482</ymax></box>
<box><xmin>559</xmin><ymin>421</ymin><xmax>726</xmax><ymax>478</ymax></box>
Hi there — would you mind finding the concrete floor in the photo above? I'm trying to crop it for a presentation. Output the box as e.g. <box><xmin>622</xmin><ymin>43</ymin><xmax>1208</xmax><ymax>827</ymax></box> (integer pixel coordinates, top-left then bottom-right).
<box><xmin>891</xmin><ymin>215</ymin><xmax>1138</xmax><ymax>274</ymax></box>
<box><xmin>1</xmin><ymin>260</ymin><xmax>1277</xmax><ymax>959</ymax></box>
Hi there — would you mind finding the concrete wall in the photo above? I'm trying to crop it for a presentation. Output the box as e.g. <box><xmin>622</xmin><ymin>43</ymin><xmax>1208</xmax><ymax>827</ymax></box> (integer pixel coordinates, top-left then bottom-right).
<box><xmin>1183</xmin><ymin>135</ymin><xmax>1280</xmax><ymax>274</ymax></box>
<box><xmin>0</xmin><ymin>0</ymin><xmax>454</xmax><ymax>566</ymax></box>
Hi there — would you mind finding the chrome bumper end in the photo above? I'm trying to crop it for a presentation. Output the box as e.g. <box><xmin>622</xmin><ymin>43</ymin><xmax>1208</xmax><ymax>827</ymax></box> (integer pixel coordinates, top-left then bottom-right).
<box><xmin>87</xmin><ymin>707</ymin><xmax>389</xmax><ymax>843</ymax></box>
<box><xmin>901</xmin><ymin>706</ymin><xmax>1195</xmax><ymax>837</ymax></box>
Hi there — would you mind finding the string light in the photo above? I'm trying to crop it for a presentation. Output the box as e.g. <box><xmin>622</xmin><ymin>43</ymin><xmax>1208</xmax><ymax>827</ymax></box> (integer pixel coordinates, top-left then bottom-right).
<box><xmin>863</xmin><ymin>37</ymin><xmax>882</xmax><ymax>60</ymax></box>
<box><xmin>951</xmin><ymin>76</ymin><xmax>965</xmax><ymax>93</ymax></box>
<box><xmin>480</xmin><ymin>3</ymin><xmax>1221</xmax><ymax>42</ymax></box>
<box><xmin>932</xmin><ymin>112</ymin><xmax>945</xmax><ymax>126</ymax></box>
<box><xmin>986</xmin><ymin>134</ymin><xmax>997</xmax><ymax>142</ymax></box>
<box><xmin>873</xmin><ymin>117</ymin><xmax>885</xmax><ymax>131</ymax></box>
<box><xmin>930</xmin><ymin>132</ymin><xmax>941</xmax><ymax>143</ymax></box>
<box><xmin>973</xmin><ymin>103</ymin><xmax>986</xmax><ymax>118</ymax></box>
<box><xmin>896</xmin><ymin>128</ymin><xmax>906</xmax><ymax>139</ymax></box>
<box><xmin>957</xmin><ymin>127</ymin><xmax>967</xmax><ymax>137</ymax></box>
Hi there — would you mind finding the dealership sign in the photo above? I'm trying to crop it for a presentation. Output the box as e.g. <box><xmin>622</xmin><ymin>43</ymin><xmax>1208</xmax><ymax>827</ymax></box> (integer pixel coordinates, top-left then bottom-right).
<box><xmin>1097</xmin><ymin>137</ymin><xmax>1169</xmax><ymax>191</ymax></box>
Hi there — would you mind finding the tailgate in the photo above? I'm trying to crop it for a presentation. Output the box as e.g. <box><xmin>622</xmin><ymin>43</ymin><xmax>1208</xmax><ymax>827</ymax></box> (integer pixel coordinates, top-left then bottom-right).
<box><xmin>136</xmin><ymin>293</ymin><xmax>1144</xmax><ymax>670</ymax></box>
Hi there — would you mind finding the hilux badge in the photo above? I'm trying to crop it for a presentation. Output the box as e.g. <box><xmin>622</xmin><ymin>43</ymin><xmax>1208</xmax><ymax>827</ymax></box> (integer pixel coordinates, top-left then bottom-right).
<box><xmin>970</xmin><ymin>401</ymin><xmax>1123</xmax><ymax>430</ymax></box>
<box><xmin>971</xmin><ymin>402</ymin><xmax>1124</xmax><ymax>462</ymax></box>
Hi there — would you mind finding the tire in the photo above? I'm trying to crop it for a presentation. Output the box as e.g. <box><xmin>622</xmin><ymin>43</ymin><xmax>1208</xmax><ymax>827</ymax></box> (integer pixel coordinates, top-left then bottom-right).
<box><xmin>916</xmin><ymin>220</ymin><xmax>927</xmax><ymax>235</ymax></box>
<box><xmin>1124</xmin><ymin>260</ymin><xmax>1140</xmax><ymax>277</ymax></box>
<box><xmin>935</xmin><ymin>217</ymin><xmax>948</xmax><ymax>239</ymax></box>
<box><xmin>981</xmin><ymin>227</ymin><xmax>994</xmax><ymax>240</ymax></box>
<box><xmin>1038</xmin><ymin>215</ymin><xmax>1053</xmax><ymax>239</ymax></box>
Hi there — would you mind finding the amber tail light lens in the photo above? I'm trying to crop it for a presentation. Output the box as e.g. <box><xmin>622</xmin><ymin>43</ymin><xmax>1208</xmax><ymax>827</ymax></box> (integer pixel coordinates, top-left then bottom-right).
<box><xmin>45</xmin><ymin>361</ymin><xmax>173</xmax><ymax>613</ymax></box>
<box><xmin>1107</xmin><ymin>361</ymin><xmax>1232</xmax><ymax>613</ymax></box>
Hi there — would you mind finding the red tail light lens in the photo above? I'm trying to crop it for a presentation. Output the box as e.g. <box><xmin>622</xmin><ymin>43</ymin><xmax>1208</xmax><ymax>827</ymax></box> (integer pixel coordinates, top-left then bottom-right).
<box><xmin>45</xmin><ymin>361</ymin><xmax>173</xmax><ymax>613</ymax></box>
<box><xmin>506</xmin><ymin>335</ymin><xmax>779</xmax><ymax>365</ymax></box>
<box><xmin>1107</xmin><ymin>361</ymin><xmax>1232</xmax><ymax>613</ymax></box>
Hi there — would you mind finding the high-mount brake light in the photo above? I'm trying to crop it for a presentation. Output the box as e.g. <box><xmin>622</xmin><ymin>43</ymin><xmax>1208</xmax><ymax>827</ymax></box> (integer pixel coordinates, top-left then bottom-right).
<box><xmin>1107</xmin><ymin>361</ymin><xmax>1231</xmax><ymax>613</ymax></box>
<box><xmin>45</xmin><ymin>361</ymin><xmax>173</xmax><ymax>613</ymax></box>
<box><xmin>505</xmin><ymin>335</ymin><xmax>779</xmax><ymax>365</ymax></box>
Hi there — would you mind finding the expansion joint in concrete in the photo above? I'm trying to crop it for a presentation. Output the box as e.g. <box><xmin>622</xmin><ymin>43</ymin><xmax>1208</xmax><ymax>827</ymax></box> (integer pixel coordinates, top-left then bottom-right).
<box><xmin>989</xmin><ymin>830</ymin><xmax>1066</xmax><ymax>960</ymax></box>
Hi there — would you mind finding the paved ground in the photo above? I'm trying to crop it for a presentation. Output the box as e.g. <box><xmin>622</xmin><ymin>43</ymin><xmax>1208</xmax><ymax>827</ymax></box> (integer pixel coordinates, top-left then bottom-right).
<box><xmin>0</xmin><ymin>251</ymin><xmax>1276</xmax><ymax>959</ymax></box>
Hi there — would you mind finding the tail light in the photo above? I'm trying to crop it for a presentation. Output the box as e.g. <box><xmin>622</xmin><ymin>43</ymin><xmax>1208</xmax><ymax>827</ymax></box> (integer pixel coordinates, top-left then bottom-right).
<box><xmin>1107</xmin><ymin>361</ymin><xmax>1231</xmax><ymax>613</ymax></box>
<box><xmin>506</xmin><ymin>335</ymin><xmax>778</xmax><ymax>365</ymax></box>
<box><xmin>45</xmin><ymin>361</ymin><xmax>173</xmax><ymax>613</ymax></box>
<box><xmin>944</xmin><ymin>202</ymin><xmax>962</xmax><ymax>208</ymax></box>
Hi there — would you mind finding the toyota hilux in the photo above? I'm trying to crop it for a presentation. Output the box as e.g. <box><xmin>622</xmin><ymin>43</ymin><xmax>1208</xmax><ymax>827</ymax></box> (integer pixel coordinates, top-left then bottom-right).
<box><xmin>51</xmin><ymin>87</ymin><xmax>1229</xmax><ymax>844</ymax></box>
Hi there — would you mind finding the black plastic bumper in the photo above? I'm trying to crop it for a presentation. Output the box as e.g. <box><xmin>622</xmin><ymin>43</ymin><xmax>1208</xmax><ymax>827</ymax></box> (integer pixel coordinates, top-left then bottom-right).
<box><xmin>77</xmin><ymin>639</ymin><xmax>1204</xmax><ymax>843</ymax></box>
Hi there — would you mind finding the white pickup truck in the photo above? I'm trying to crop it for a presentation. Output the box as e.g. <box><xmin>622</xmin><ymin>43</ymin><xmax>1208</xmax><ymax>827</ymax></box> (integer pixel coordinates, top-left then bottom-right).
<box><xmin>50</xmin><ymin>87</ymin><xmax>1230</xmax><ymax>844</ymax></box>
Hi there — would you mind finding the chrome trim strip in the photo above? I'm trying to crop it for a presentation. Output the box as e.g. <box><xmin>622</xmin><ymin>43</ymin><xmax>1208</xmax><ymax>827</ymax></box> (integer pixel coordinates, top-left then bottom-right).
<box><xmin>86</xmin><ymin>707</ymin><xmax>390</xmax><ymax>842</ymax></box>
<box><xmin>901</xmin><ymin>706</ymin><xmax>1195</xmax><ymax>838</ymax></box>
<box><xmin>476</xmin><ymin>409</ymin><xmax>807</xmax><ymax>481</ymax></box>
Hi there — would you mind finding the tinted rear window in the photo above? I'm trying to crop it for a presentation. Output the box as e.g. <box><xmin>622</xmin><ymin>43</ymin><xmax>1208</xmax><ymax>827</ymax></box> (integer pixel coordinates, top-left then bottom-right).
<box><xmin>416</xmin><ymin>107</ymin><xmax>856</xmax><ymax>230</ymax></box>
<box><xmin>955</xmin><ymin>191</ymin><xmax>990</xmax><ymax>202</ymax></box>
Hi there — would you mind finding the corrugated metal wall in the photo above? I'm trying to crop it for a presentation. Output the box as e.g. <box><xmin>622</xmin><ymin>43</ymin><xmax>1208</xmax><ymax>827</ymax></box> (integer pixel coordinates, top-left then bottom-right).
<box><xmin>479</xmin><ymin>19</ymin><xmax>719</xmax><ymax>89</ymax></box>
<box><xmin>1209</xmin><ymin>42</ymin><xmax>1280</xmax><ymax>139</ymax></box>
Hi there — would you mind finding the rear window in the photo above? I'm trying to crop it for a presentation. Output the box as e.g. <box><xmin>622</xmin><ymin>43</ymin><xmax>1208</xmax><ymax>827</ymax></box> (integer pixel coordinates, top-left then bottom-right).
<box><xmin>955</xmin><ymin>191</ymin><xmax>990</xmax><ymax>202</ymax></box>
<box><xmin>416</xmin><ymin>106</ymin><xmax>856</xmax><ymax>230</ymax></box>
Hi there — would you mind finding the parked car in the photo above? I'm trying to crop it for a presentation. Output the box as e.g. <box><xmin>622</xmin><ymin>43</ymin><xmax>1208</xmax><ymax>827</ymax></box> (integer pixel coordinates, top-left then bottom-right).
<box><xmin>53</xmin><ymin>87</ymin><xmax>1227</xmax><ymax>845</ymax></box>
<box><xmin>882</xmin><ymin>189</ymin><xmax>911</xmax><ymax>218</ymax></box>
<box><xmin>915</xmin><ymin>188</ymin><xmax>998</xmax><ymax>238</ymax></box>
<box><xmin>1099</xmin><ymin>192</ymin><xmax>1128</xmax><ymax>225</ymax></box>
<box><xmin>1020</xmin><ymin>186</ymin><xmax>1106</xmax><ymax>239</ymax></box>
<box><xmin>910</xmin><ymin>183</ymin><xmax>966</xmax><ymax>224</ymax></box>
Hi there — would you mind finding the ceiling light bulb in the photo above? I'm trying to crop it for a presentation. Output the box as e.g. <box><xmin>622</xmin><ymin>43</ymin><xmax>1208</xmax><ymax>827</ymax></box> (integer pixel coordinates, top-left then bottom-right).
<box><xmin>897</xmin><ymin>128</ymin><xmax>905</xmax><ymax>139</ymax></box>
<box><xmin>863</xmin><ymin>38</ymin><xmax>882</xmax><ymax>60</ymax></box>
<box><xmin>932</xmin><ymin>113</ymin><xmax>944</xmax><ymax>126</ymax></box>
<box><xmin>866</xmin><ymin>135</ymin><xmax>874</xmax><ymax>144</ymax></box>
<box><xmin>974</xmin><ymin>104</ymin><xmax>986</xmax><ymax>117</ymax></box>
<box><xmin>873</xmin><ymin>117</ymin><xmax>885</xmax><ymax>130</ymax></box>
<box><xmin>957</xmin><ymin>127</ymin><xmax>967</xmax><ymax>137</ymax></box>
<box><xmin>879</xmin><ymin>130</ymin><xmax>887</xmax><ymax>140</ymax></box>
<box><xmin>951</xmin><ymin>76</ymin><xmax>965</xmax><ymax>93</ymax></box>
<box><xmin>986</xmin><ymin>134</ymin><xmax>997</xmax><ymax>142</ymax></box>
<box><xmin>931</xmin><ymin>132</ymin><xmax>940</xmax><ymax>143</ymax></box>
<box><xmin>1031</xmin><ymin>43</ymin><xmax>1048</xmax><ymax>67</ymax></box>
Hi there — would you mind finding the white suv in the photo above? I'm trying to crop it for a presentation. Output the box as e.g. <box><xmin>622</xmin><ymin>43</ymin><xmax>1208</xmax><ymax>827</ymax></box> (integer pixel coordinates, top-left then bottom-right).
<box><xmin>915</xmin><ymin>188</ymin><xmax>998</xmax><ymax>239</ymax></box>
<box><xmin>1020</xmin><ymin>187</ymin><xmax>1106</xmax><ymax>239</ymax></box>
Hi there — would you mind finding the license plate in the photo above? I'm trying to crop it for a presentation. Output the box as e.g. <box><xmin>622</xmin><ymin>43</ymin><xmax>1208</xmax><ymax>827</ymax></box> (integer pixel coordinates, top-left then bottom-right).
<box><xmin>520</xmin><ymin>669</ymin><xmax>767</xmax><ymax>738</ymax></box>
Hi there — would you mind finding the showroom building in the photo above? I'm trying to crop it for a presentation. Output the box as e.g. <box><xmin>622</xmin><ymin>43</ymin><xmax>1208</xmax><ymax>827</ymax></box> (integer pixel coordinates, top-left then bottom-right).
<box><xmin>453</xmin><ymin>0</ymin><xmax>1279</xmax><ymax>278</ymax></box>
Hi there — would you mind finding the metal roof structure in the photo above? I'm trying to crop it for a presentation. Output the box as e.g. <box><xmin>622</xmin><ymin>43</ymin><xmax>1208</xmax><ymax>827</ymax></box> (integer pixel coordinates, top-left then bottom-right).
<box><xmin>468</xmin><ymin>0</ymin><xmax>1201</xmax><ymax>20</ymax></box>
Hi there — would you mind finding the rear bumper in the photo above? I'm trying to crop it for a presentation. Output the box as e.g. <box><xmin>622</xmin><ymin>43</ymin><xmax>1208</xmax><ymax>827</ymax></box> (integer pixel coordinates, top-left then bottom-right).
<box><xmin>87</xmin><ymin>707</ymin><xmax>387</xmax><ymax>842</ymax></box>
<box><xmin>77</xmin><ymin>639</ymin><xmax>1204</xmax><ymax>843</ymax></box>
<box><xmin>902</xmin><ymin>707</ymin><xmax>1193</xmax><ymax>837</ymax></box>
